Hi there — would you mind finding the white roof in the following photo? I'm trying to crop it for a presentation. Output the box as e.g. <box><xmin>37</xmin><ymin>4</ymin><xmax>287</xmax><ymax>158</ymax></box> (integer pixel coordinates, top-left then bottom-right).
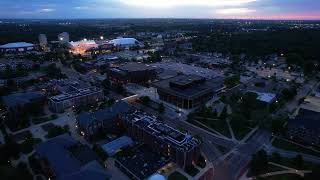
<box><xmin>0</xmin><ymin>42</ymin><xmax>34</xmax><ymax>49</ymax></box>
<box><xmin>109</xmin><ymin>38</ymin><xmax>138</xmax><ymax>46</ymax></box>
<box><xmin>148</xmin><ymin>173</ymin><xmax>166</xmax><ymax>180</ymax></box>
<box><xmin>251</xmin><ymin>91</ymin><xmax>276</xmax><ymax>103</ymax></box>
<box><xmin>68</xmin><ymin>40</ymin><xmax>97</xmax><ymax>47</ymax></box>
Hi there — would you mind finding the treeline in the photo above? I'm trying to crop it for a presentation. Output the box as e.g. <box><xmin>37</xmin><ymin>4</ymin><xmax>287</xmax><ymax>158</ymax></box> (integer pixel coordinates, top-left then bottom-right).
<box><xmin>192</xmin><ymin>29</ymin><xmax>320</xmax><ymax>61</ymax></box>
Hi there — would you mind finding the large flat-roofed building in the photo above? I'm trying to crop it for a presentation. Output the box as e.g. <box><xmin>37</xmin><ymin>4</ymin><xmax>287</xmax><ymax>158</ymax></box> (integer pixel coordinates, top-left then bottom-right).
<box><xmin>2</xmin><ymin>91</ymin><xmax>46</xmax><ymax>124</ymax></box>
<box><xmin>48</xmin><ymin>81</ymin><xmax>104</xmax><ymax>112</ymax></box>
<box><xmin>108</xmin><ymin>62</ymin><xmax>156</xmax><ymax>84</ymax></box>
<box><xmin>35</xmin><ymin>134</ymin><xmax>111</xmax><ymax>180</ymax></box>
<box><xmin>0</xmin><ymin>42</ymin><xmax>34</xmax><ymax>53</ymax></box>
<box><xmin>120</xmin><ymin>111</ymin><xmax>201</xmax><ymax>168</ymax></box>
<box><xmin>287</xmin><ymin>108</ymin><xmax>320</xmax><ymax>146</ymax></box>
<box><xmin>76</xmin><ymin>101</ymin><xmax>131</xmax><ymax>139</ymax></box>
<box><xmin>152</xmin><ymin>75</ymin><xmax>224</xmax><ymax>109</ymax></box>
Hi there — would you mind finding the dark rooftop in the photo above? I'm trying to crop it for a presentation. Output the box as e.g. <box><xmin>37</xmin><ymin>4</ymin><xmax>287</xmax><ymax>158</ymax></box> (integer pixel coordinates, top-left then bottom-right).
<box><xmin>116</xmin><ymin>145</ymin><xmax>170</xmax><ymax>179</ymax></box>
<box><xmin>119</xmin><ymin>62</ymin><xmax>155</xmax><ymax>72</ymax></box>
<box><xmin>152</xmin><ymin>75</ymin><xmax>224</xmax><ymax>98</ymax></box>
<box><xmin>35</xmin><ymin>134</ymin><xmax>110</xmax><ymax>180</ymax></box>
<box><xmin>2</xmin><ymin>91</ymin><xmax>45</xmax><ymax>108</ymax></box>
<box><xmin>289</xmin><ymin>108</ymin><xmax>320</xmax><ymax>133</ymax></box>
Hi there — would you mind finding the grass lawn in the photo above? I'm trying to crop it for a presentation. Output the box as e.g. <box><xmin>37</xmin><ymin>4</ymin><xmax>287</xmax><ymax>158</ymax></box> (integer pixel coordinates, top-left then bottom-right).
<box><xmin>168</xmin><ymin>171</ymin><xmax>188</xmax><ymax>180</ymax></box>
<box><xmin>247</xmin><ymin>163</ymin><xmax>285</xmax><ymax>177</ymax></box>
<box><xmin>265</xmin><ymin>173</ymin><xmax>302</xmax><ymax>180</ymax></box>
<box><xmin>185</xmin><ymin>165</ymin><xmax>200</xmax><ymax>177</ymax></box>
<box><xmin>272</xmin><ymin>138</ymin><xmax>320</xmax><ymax>157</ymax></box>
<box><xmin>272</xmin><ymin>157</ymin><xmax>318</xmax><ymax>170</ymax></box>
<box><xmin>229</xmin><ymin>120</ymin><xmax>252</xmax><ymax>140</ymax></box>
<box><xmin>188</xmin><ymin>118</ymin><xmax>231</xmax><ymax>138</ymax></box>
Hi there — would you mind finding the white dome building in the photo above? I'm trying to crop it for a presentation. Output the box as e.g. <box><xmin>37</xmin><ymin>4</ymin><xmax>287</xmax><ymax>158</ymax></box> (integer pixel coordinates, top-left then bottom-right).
<box><xmin>109</xmin><ymin>37</ymin><xmax>140</xmax><ymax>47</ymax></box>
<box><xmin>147</xmin><ymin>173</ymin><xmax>166</xmax><ymax>180</ymax></box>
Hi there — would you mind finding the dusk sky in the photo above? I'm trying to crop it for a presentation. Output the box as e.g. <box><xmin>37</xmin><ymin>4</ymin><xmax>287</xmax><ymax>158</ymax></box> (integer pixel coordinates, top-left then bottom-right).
<box><xmin>0</xmin><ymin>0</ymin><xmax>319</xmax><ymax>20</ymax></box>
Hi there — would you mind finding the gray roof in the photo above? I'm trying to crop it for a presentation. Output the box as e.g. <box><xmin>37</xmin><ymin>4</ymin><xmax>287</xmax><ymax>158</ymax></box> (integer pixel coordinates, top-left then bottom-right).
<box><xmin>119</xmin><ymin>62</ymin><xmax>155</xmax><ymax>72</ymax></box>
<box><xmin>152</xmin><ymin>75</ymin><xmax>224</xmax><ymax>98</ymax></box>
<box><xmin>35</xmin><ymin>134</ymin><xmax>110</xmax><ymax>180</ymax></box>
<box><xmin>77</xmin><ymin>101</ymin><xmax>132</xmax><ymax>130</ymax></box>
<box><xmin>101</xmin><ymin>136</ymin><xmax>133</xmax><ymax>156</ymax></box>
<box><xmin>2</xmin><ymin>91</ymin><xmax>45</xmax><ymax>108</ymax></box>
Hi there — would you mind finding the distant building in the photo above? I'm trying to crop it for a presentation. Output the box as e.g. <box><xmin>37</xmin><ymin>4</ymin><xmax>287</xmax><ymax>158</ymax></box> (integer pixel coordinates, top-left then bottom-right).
<box><xmin>152</xmin><ymin>75</ymin><xmax>224</xmax><ymax>109</ymax></box>
<box><xmin>287</xmin><ymin>108</ymin><xmax>320</xmax><ymax>146</ymax></box>
<box><xmin>76</xmin><ymin>101</ymin><xmax>132</xmax><ymax>138</ymax></box>
<box><xmin>58</xmin><ymin>32</ymin><xmax>70</xmax><ymax>43</ymax></box>
<box><xmin>35</xmin><ymin>134</ymin><xmax>111</xmax><ymax>180</ymax></box>
<box><xmin>120</xmin><ymin>111</ymin><xmax>201</xmax><ymax>168</ymax></box>
<box><xmin>2</xmin><ymin>91</ymin><xmax>46</xmax><ymax>123</ymax></box>
<box><xmin>0</xmin><ymin>42</ymin><xmax>34</xmax><ymax>53</ymax></box>
<box><xmin>38</xmin><ymin>34</ymin><xmax>48</xmax><ymax>48</ymax></box>
<box><xmin>109</xmin><ymin>37</ymin><xmax>140</xmax><ymax>47</ymax></box>
<box><xmin>108</xmin><ymin>62</ymin><xmax>157</xmax><ymax>84</ymax></box>
<box><xmin>48</xmin><ymin>81</ymin><xmax>104</xmax><ymax>113</ymax></box>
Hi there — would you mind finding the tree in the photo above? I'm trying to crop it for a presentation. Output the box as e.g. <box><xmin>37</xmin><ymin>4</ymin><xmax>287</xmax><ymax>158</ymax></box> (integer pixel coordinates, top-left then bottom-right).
<box><xmin>224</xmin><ymin>75</ymin><xmax>240</xmax><ymax>88</ymax></box>
<box><xmin>271</xmin><ymin>152</ymin><xmax>281</xmax><ymax>163</ymax></box>
<box><xmin>250</xmin><ymin>150</ymin><xmax>268</xmax><ymax>175</ymax></box>
<box><xmin>140</xmin><ymin>96</ymin><xmax>150</xmax><ymax>106</ymax></box>
<box><xmin>293</xmin><ymin>154</ymin><xmax>304</xmax><ymax>169</ymax></box>
<box><xmin>219</xmin><ymin>106</ymin><xmax>228</xmax><ymax>120</ymax></box>
<box><xmin>158</xmin><ymin>103</ymin><xmax>165</xmax><ymax>113</ymax></box>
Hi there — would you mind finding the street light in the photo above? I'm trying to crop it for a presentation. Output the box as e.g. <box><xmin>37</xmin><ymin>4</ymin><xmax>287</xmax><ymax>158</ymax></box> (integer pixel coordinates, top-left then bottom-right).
<box><xmin>100</xmin><ymin>36</ymin><xmax>104</xmax><ymax>40</ymax></box>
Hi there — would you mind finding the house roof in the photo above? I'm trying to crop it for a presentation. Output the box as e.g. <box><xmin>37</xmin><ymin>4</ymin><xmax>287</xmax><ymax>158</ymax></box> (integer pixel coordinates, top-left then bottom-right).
<box><xmin>35</xmin><ymin>134</ymin><xmax>109</xmax><ymax>179</ymax></box>
<box><xmin>2</xmin><ymin>91</ymin><xmax>44</xmax><ymax>108</ymax></box>
<box><xmin>77</xmin><ymin>101</ymin><xmax>132</xmax><ymax>130</ymax></box>
<box><xmin>101</xmin><ymin>136</ymin><xmax>133</xmax><ymax>156</ymax></box>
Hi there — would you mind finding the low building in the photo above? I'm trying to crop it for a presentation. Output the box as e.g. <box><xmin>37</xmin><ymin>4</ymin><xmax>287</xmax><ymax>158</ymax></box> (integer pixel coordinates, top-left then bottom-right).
<box><xmin>76</xmin><ymin>101</ymin><xmax>132</xmax><ymax>138</ymax></box>
<box><xmin>100</xmin><ymin>136</ymin><xmax>134</xmax><ymax>156</ymax></box>
<box><xmin>0</xmin><ymin>42</ymin><xmax>34</xmax><ymax>53</ymax></box>
<box><xmin>248</xmin><ymin>91</ymin><xmax>277</xmax><ymax>104</ymax></box>
<box><xmin>287</xmin><ymin>108</ymin><xmax>320</xmax><ymax>146</ymax></box>
<box><xmin>2</xmin><ymin>91</ymin><xmax>46</xmax><ymax>123</ymax></box>
<box><xmin>34</xmin><ymin>134</ymin><xmax>111</xmax><ymax>180</ymax></box>
<box><xmin>115</xmin><ymin>145</ymin><xmax>171</xmax><ymax>180</ymax></box>
<box><xmin>152</xmin><ymin>75</ymin><xmax>224</xmax><ymax>109</ymax></box>
<box><xmin>48</xmin><ymin>81</ymin><xmax>104</xmax><ymax>112</ymax></box>
<box><xmin>108</xmin><ymin>62</ymin><xmax>156</xmax><ymax>84</ymax></box>
<box><xmin>120</xmin><ymin>111</ymin><xmax>201</xmax><ymax>168</ymax></box>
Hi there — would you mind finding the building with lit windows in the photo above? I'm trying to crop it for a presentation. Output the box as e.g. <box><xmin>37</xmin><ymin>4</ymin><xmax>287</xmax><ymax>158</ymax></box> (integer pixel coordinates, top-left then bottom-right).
<box><xmin>120</xmin><ymin>111</ymin><xmax>201</xmax><ymax>168</ymax></box>
<box><xmin>152</xmin><ymin>75</ymin><xmax>224</xmax><ymax>109</ymax></box>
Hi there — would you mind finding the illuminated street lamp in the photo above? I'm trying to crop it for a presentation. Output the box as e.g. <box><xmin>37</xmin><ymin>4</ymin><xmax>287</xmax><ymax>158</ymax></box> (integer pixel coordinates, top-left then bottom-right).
<box><xmin>83</xmin><ymin>38</ymin><xmax>87</xmax><ymax>41</ymax></box>
<box><xmin>100</xmin><ymin>36</ymin><xmax>104</xmax><ymax>40</ymax></box>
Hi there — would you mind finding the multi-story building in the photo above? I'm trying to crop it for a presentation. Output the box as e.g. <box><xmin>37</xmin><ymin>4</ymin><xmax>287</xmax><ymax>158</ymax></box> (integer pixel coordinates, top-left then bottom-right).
<box><xmin>48</xmin><ymin>81</ymin><xmax>104</xmax><ymax>112</ymax></box>
<box><xmin>35</xmin><ymin>134</ymin><xmax>111</xmax><ymax>180</ymax></box>
<box><xmin>2</xmin><ymin>91</ymin><xmax>46</xmax><ymax>124</ymax></box>
<box><xmin>38</xmin><ymin>34</ymin><xmax>48</xmax><ymax>48</ymax></box>
<box><xmin>152</xmin><ymin>75</ymin><xmax>224</xmax><ymax>109</ymax></box>
<box><xmin>120</xmin><ymin>111</ymin><xmax>201</xmax><ymax>168</ymax></box>
<box><xmin>287</xmin><ymin>108</ymin><xmax>320</xmax><ymax>146</ymax></box>
<box><xmin>76</xmin><ymin>101</ymin><xmax>131</xmax><ymax>139</ymax></box>
<box><xmin>108</xmin><ymin>62</ymin><xmax>156</xmax><ymax>84</ymax></box>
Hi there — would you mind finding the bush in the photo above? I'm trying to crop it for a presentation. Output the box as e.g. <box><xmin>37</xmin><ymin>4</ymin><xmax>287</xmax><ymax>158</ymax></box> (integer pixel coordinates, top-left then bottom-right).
<box><xmin>185</xmin><ymin>165</ymin><xmax>199</xmax><ymax>177</ymax></box>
